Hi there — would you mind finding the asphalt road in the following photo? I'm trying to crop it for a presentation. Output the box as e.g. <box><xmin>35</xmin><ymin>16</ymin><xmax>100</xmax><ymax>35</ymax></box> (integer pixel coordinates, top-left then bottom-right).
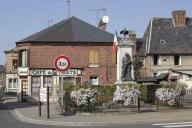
<box><xmin>0</xmin><ymin>102</ymin><xmax>191</xmax><ymax>128</ymax></box>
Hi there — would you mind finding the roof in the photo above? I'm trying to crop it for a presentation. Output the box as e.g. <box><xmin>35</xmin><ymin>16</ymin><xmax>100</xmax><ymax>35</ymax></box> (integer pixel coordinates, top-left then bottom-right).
<box><xmin>136</xmin><ymin>77</ymin><xmax>157</xmax><ymax>83</ymax></box>
<box><xmin>143</xmin><ymin>17</ymin><xmax>192</xmax><ymax>55</ymax></box>
<box><xmin>136</xmin><ymin>73</ymin><xmax>168</xmax><ymax>83</ymax></box>
<box><xmin>16</xmin><ymin>16</ymin><xmax>115</xmax><ymax>44</ymax></box>
<box><xmin>0</xmin><ymin>65</ymin><xmax>5</xmax><ymax>73</ymax></box>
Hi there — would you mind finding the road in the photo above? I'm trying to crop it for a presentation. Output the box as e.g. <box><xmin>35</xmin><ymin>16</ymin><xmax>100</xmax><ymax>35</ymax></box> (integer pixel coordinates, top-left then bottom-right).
<box><xmin>0</xmin><ymin>101</ymin><xmax>191</xmax><ymax>128</ymax></box>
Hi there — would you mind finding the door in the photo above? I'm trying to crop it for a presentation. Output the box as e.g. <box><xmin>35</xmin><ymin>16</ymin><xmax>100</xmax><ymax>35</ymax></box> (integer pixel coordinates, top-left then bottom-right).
<box><xmin>21</xmin><ymin>80</ymin><xmax>28</xmax><ymax>102</ymax></box>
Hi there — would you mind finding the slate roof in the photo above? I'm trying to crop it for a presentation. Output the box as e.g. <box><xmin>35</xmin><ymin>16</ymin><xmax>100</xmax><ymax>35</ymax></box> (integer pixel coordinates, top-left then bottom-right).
<box><xmin>143</xmin><ymin>17</ymin><xmax>192</xmax><ymax>55</ymax></box>
<box><xmin>16</xmin><ymin>16</ymin><xmax>115</xmax><ymax>44</ymax></box>
<box><xmin>0</xmin><ymin>65</ymin><xmax>5</xmax><ymax>73</ymax></box>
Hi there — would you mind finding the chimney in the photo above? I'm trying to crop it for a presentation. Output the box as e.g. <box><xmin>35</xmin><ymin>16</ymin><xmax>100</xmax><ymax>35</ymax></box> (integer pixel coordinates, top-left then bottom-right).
<box><xmin>98</xmin><ymin>20</ymin><xmax>107</xmax><ymax>30</ymax></box>
<box><xmin>172</xmin><ymin>10</ymin><xmax>186</xmax><ymax>27</ymax></box>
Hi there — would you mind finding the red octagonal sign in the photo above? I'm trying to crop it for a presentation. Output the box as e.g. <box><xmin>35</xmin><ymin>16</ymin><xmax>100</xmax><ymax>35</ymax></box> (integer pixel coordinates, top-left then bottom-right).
<box><xmin>54</xmin><ymin>55</ymin><xmax>71</xmax><ymax>73</ymax></box>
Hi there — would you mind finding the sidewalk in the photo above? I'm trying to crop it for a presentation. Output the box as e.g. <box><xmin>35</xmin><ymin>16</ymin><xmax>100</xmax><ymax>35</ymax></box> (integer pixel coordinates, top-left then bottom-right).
<box><xmin>4</xmin><ymin>97</ymin><xmax>192</xmax><ymax>127</ymax></box>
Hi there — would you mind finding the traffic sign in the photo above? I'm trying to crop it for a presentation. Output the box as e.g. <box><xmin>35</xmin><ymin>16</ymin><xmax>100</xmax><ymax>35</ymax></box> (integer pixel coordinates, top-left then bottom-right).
<box><xmin>54</xmin><ymin>55</ymin><xmax>71</xmax><ymax>72</ymax></box>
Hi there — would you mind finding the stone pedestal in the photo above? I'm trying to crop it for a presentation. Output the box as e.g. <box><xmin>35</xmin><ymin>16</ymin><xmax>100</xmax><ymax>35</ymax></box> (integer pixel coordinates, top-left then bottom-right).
<box><xmin>116</xmin><ymin>38</ymin><xmax>134</xmax><ymax>84</ymax></box>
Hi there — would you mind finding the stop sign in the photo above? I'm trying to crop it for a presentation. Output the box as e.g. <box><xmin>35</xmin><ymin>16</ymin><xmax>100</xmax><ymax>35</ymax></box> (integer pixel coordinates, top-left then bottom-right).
<box><xmin>54</xmin><ymin>55</ymin><xmax>71</xmax><ymax>73</ymax></box>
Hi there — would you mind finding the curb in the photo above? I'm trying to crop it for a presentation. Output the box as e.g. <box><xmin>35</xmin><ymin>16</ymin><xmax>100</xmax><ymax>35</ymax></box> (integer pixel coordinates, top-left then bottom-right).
<box><xmin>12</xmin><ymin>108</ymin><xmax>192</xmax><ymax>127</ymax></box>
<box><xmin>13</xmin><ymin>109</ymin><xmax>111</xmax><ymax>127</ymax></box>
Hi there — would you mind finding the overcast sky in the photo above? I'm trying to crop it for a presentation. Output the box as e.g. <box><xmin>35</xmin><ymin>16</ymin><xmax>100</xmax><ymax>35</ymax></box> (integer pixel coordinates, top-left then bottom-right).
<box><xmin>0</xmin><ymin>0</ymin><xmax>192</xmax><ymax>65</ymax></box>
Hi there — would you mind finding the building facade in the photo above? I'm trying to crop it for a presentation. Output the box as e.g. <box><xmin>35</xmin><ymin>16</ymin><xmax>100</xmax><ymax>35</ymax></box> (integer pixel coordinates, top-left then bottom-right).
<box><xmin>140</xmin><ymin>10</ymin><xmax>192</xmax><ymax>88</ymax></box>
<box><xmin>0</xmin><ymin>65</ymin><xmax>6</xmax><ymax>90</ymax></box>
<box><xmin>4</xmin><ymin>49</ymin><xmax>18</xmax><ymax>93</ymax></box>
<box><xmin>16</xmin><ymin>17</ymin><xmax>117</xmax><ymax>102</ymax></box>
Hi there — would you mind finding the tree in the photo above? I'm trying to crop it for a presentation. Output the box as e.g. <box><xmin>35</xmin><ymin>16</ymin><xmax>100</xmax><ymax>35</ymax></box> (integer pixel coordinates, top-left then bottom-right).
<box><xmin>133</xmin><ymin>55</ymin><xmax>143</xmax><ymax>78</ymax></box>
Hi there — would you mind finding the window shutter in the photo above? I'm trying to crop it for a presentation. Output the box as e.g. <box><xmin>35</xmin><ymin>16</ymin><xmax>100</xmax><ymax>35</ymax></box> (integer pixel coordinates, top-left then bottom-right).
<box><xmin>18</xmin><ymin>50</ymin><xmax>22</xmax><ymax>67</ymax></box>
<box><xmin>27</xmin><ymin>50</ymin><xmax>30</xmax><ymax>67</ymax></box>
<box><xmin>94</xmin><ymin>50</ymin><xmax>99</xmax><ymax>64</ymax></box>
<box><xmin>89</xmin><ymin>50</ymin><xmax>94</xmax><ymax>64</ymax></box>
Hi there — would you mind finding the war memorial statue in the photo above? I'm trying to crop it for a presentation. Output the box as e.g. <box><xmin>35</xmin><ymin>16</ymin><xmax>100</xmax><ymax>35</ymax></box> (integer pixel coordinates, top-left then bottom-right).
<box><xmin>121</xmin><ymin>53</ymin><xmax>133</xmax><ymax>81</ymax></box>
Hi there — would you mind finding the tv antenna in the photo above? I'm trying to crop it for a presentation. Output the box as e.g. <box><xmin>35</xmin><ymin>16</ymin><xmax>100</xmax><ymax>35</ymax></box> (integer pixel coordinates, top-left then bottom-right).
<box><xmin>90</xmin><ymin>8</ymin><xmax>107</xmax><ymax>24</ymax></box>
<box><xmin>45</xmin><ymin>19</ymin><xmax>53</xmax><ymax>27</ymax></box>
<box><xmin>66</xmin><ymin>0</ymin><xmax>70</xmax><ymax>17</ymax></box>
<box><xmin>56</xmin><ymin>0</ymin><xmax>72</xmax><ymax>18</ymax></box>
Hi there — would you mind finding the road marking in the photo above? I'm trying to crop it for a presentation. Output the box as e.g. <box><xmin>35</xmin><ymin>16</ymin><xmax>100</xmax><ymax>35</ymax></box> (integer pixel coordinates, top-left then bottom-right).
<box><xmin>152</xmin><ymin>122</ymin><xmax>192</xmax><ymax>128</ymax></box>
<box><xmin>152</xmin><ymin>122</ymin><xmax>192</xmax><ymax>126</ymax></box>
<box><xmin>163</xmin><ymin>124</ymin><xmax>192</xmax><ymax>128</ymax></box>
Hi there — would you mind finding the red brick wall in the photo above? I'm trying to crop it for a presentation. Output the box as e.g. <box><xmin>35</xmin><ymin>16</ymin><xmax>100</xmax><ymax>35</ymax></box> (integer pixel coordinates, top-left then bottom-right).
<box><xmin>17</xmin><ymin>43</ymin><xmax>117</xmax><ymax>84</ymax></box>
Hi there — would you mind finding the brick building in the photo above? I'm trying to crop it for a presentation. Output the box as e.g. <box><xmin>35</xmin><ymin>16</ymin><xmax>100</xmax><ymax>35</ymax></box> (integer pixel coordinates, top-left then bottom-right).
<box><xmin>4</xmin><ymin>48</ymin><xmax>18</xmax><ymax>93</ymax></box>
<box><xmin>0</xmin><ymin>65</ymin><xmax>6</xmax><ymax>90</ymax></box>
<box><xmin>16</xmin><ymin>16</ymin><xmax>117</xmax><ymax>102</ymax></box>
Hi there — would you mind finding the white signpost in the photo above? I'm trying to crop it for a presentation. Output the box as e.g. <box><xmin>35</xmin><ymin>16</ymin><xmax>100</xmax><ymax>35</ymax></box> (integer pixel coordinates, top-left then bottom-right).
<box><xmin>54</xmin><ymin>55</ymin><xmax>71</xmax><ymax>114</ymax></box>
<box><xmin>40</xmin><ymin>88</ymin><xmax>47</xmax><ymax>102</ymax></box>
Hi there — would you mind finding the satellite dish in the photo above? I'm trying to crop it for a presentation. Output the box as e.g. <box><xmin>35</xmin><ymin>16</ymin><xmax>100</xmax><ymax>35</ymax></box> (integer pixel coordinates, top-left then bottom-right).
<box><xmin>102</xmin><ymin>16</ymin><xmax>109</xmax><ymax>23</ymax></box>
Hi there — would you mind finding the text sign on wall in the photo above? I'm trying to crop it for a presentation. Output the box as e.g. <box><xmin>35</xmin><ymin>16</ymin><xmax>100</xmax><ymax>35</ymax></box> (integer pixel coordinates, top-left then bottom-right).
<box><xmin>18</xmin><ymin>67</ymin><xmax>29</xmax><ymax>76</ymax></box>
<box><xmin>31</xmin><ymin>69</ymin><xmax>53</xmax><ymax>76</ymax></box>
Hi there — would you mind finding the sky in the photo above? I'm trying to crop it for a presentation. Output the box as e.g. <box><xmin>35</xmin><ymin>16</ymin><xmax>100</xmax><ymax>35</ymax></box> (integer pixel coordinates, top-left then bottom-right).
<box><xmin>0</xmin><ymin>0</ymin><xmax>192</xmax><ymax>65</ymax></box>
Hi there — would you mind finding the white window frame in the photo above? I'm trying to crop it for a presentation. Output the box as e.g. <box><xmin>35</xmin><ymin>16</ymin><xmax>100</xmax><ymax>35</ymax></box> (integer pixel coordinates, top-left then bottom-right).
<box><xmin>90</xmin><ymin>76</ymin><xmax>99</xmax><ymax>85</ymax></box>
<box><xmin>31</xmin><ymin>76</ymin><xmax>41</xmax><ymax>94</ymax></box>
<box><xmin>8</xmin><ymin>78</ymin><xmax>18</xmax><ymax>89</ymax></box>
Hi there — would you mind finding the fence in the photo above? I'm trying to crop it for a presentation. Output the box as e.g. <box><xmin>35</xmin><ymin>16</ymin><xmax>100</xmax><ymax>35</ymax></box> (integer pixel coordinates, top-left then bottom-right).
<box><xmin>52</xmin><ymin>84</ymin><xmax>192</xmax><ymax>114</ymax></box>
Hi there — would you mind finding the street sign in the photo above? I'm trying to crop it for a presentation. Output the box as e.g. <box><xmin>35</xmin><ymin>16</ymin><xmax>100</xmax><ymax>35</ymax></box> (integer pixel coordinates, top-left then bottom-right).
<box><xmin>40</xmin><ymin>88</ymin><xmax>47</xmax><ymax>102</ymax></box>
<box><xmin>54</xmin><ymin>55</ymin><xmax>71</xmax><ymax>73</ymax></box>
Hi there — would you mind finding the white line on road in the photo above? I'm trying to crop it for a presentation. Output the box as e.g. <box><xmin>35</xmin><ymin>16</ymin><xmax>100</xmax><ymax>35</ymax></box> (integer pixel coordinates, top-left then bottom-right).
<box><xmin>152</xmin><ymin>122</ymin><xmax>192</xmax><ymax>126</ymax></box>
<box><xmin>163</xmin><ymin>124</ymin><xmax>192</xmax><ymax>128</ymax></box>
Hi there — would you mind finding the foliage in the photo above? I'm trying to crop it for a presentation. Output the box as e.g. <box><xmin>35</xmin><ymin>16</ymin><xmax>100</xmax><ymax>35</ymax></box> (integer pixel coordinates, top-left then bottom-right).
<box><xmin>133</xmin><ymin>55</ymin><xmax>143</xmax><ymax>77</ymax></box>
<box><xmin>156</xmin><ymin>81</ymin><xmax>187</xmax><ymax>106</ymax></box>
<box><xmin>113</xmin><ymin>85</ymin><xmax>140</xmax><ymax>106</ymax></box>
<box><xmin>139</xmin><ymin>84</ymin><xmax>162</xmax><ymax>103</ymax></box>
<box><xmin>70</xmin><ymin>88</ymin><xmax>98</xmax><ymax>111</ymax></box>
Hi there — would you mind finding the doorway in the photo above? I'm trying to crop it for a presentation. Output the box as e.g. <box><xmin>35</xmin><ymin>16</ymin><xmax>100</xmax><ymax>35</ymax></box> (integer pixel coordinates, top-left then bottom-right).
<box><xmin>21</xmin><ymin>80</ymin><xmax>28</xmax><ymax>102</ymax></box>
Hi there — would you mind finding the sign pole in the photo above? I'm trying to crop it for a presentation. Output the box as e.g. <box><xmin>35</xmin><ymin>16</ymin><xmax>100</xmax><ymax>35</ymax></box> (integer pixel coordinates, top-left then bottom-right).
<box><xmin>38</xmin><ymin>86</ymin><xmax>41</xmax><ymax>117</ymax></box>
<box><xmin>47</xmin><ymin>86</ymin><xmax>50</xmax><ymax>119</ymax></box>
<box><xmin>61</xmin><ymin>73</ymin><xmax>64</xmax><ymax>114</ymax></box>
<box><xmin>54</xmin><ymin>55</ymin><xmax>71</xmax><ymax>115</ymax></box>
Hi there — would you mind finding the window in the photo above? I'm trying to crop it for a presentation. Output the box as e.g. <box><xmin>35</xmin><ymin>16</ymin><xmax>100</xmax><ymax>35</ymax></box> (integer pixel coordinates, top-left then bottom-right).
<box><xmin>19</xmin><ymin>50</ymin><xmax>28</xmax><ymax>67</ymax></box>
<box><xmin>90</xmin><ymin>76</ymin><xmax>98</xmax><ymax>85</ymax></box>
<box><xmin>13</xmin><ymin>59</ymin><xmax>17</xmax><ymax>70</ymax></box>
<box><xmin>31</xmin><ymin>76</ymin><xmax>41</xmax><ymax>95</ymax></box>
<box><xmin>154</xmin><ymin>55</ymin><xmax>160</xmax><ymax>65</ymax></box>
<box><xmin>89</xmin><ymin>50</ymin><xmax>99</xmax><ymax>64</ymax></box>
<box><xmin>8</xmin><ymin>78</ymin><xmax>18</xmax><ymax>89</ymax></box>
<box><xmin>174</xmin><ymin>55</ymin><xmax>181</xmax><ymax>65</ymax></box>
<box><xmin>59</xmin><ymin>77</ymin><xmax>76</xmax><ymax>85</ymax></box>
<box><xmin>0</xmin><ymin>75</ymin><xmax>2</xmax><ymax>81</ymax></box>
<box><xmin>43</xmin><ymin>77</ymin><xmax>53</xmax><ymax>95</ymax></box>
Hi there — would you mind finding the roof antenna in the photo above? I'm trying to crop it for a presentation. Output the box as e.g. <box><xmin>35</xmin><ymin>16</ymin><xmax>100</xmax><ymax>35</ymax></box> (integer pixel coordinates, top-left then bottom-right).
<box><xmin>66</xmin><ymin>0</ymin><xmax>70</xmax><ymax>17</ymax></box>
<box><xmin>90</xmin><ymin>7</ymin><xmax>107</xmax><ymax>25</ymax></box>
<box><xmin>45</xmin><ymin>19</ymin><xmax>53</xmax><ymax>27</ymax></box>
